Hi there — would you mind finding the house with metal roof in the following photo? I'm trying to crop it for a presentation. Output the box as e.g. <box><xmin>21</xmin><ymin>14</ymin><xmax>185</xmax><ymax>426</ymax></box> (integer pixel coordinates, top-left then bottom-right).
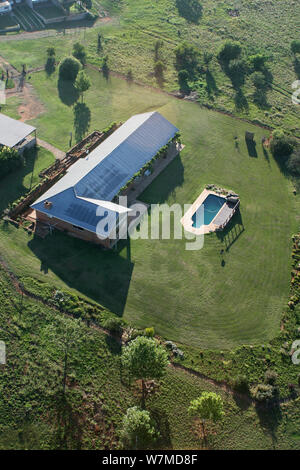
<box><xmin>31</xmin><ymin>111</ymin><xmax>179</xmax><ymax>248</ymax></box>
<box><xmin>0</xmin><ymin>113</ymin><xmax>36</xmax><ymax>153</ymax></box>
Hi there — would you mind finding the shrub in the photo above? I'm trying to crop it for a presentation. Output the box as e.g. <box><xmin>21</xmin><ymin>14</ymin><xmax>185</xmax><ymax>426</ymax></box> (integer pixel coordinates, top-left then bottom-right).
<box><xmin>251</xmin><ymin>71</ymin><xmax>267</xmax><ymax>89</ymax></box>
<box><xmin>102</xmin><ymin>316</ymin><xmax>123</xmax><ymax>334</ymax></box>
<box><xmin>144</xmin><ymin>327</ymin><xmax>155</xmax><ymax>337</ymax></box>
<box><xmin>217</xmin><ymin>41</ymin><xmax>242</xmax><ymax>63</ymax></box>
<box><xmin>264</xmin><ymin>369</ymin><xmax>278</xmax><ymax>385</ymax></box>
<box><xmin>59</xmin><ymin>56</ymin><xmax>81</xmax><ymax>81</ymax></box>
<box><xmin>232</xmin><ymin>374</ymin><xmax>249</xmax><ymax>393</ymax></box>
<box><xmin>73</xmin><ymin>42</ymin><xmax>86</xmax><ymax>65</ymax></box>
<box><xmin>270</xmin><ymin>129</ymin><xmax>296</xmax><ymax>159</ymax></box>
<box><xmin>286</xmin><ymin>149</ymin><xmax>300</xmax><ymax>175</ymax></box>
<box><xmin>291</xmin><ymin>40</ymin><xmax>300</xmax><ymax>55</ymax></box>
<box><xmin>120</xmin><ymin>407</ymin><xmax>158</xmax><ymax>449</ymax></box>
<box><xmin>250</xmin><ymin>383</ymin><xmax>275</xmax><ymax>402</ymax></box>
<box><xmin>175</xmin><ymin>42</ymin><xmax>199</xmax><ymax>77</ymax></box>
<box><xmin>0</xmin><ymin>146</ymin><xmax>23</xmax><ymax>180</ymax></box>
<box><xmin>248</xmin><ymin>53</ymin><xmax>267</xmax><ymax>71</ymax></box>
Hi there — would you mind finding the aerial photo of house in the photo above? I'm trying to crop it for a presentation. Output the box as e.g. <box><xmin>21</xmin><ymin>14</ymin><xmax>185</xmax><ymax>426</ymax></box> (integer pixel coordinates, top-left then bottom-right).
<box><xmin>0</xmin><ymin>0</ymin><xmax>299</xmax><ymax>457</ymax></box>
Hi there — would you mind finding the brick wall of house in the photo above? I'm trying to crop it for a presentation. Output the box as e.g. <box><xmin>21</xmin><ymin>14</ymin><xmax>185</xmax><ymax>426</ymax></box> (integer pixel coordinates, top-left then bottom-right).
<box><xmin>35</xmin><ymin>210</ymin><xmax>111</xmax><ymax>248</ymax></box>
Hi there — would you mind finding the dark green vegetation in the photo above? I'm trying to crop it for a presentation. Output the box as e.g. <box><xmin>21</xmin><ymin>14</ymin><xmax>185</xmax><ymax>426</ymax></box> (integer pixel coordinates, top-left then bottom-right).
<box><xmin>0</xmin><ymin>267</ymin><xmax>300</xmax><ymax>450</ymax></box>
<box><xmin>0</xmin><ymin>147</ymin><xmax>54</xmax><ymax>214</ymax></box>
<box><xmin>0</xmin><ymin>146</ymin><xmax>22</xmax><ymax>180</ymax></box>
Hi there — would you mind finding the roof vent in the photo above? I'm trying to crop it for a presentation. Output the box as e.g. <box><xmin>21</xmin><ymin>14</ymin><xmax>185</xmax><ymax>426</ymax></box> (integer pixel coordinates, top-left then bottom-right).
<box><xmin>44</xmin><ymin>200</ymin><xmax>53</xmax><ymax>210</ymax></box>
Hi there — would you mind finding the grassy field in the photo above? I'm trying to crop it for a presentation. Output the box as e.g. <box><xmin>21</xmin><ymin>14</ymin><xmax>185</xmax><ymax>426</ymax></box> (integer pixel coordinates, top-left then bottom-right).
<box><xmin>0</xmin><ymin>267</ymin><xmax>299</xmax><ymax>450</ymax></box>
<box><xmin>0</xmin><ymin>0</ymin><xmax>299</xmax><ymax>134</ymax></box>
<box><xmin>0</xmin><ymin>68</ymin><xmax>298</xmax><ymax>350</ymax></box>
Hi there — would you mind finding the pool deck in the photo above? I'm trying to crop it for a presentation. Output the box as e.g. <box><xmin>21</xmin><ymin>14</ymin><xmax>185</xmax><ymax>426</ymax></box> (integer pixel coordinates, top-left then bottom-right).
<box><xmin>181</xmin><ymin>189</ymin><xmax>238</xmax><ymax>235</ymax></box>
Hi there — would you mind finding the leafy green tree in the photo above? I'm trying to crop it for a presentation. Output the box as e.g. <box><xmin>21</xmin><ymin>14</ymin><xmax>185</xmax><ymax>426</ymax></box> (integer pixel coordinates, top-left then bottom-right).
<box><xmin>217</xmin><ymin>41</ymin><xmax>242</xmax><ymax>64</ymax></box>
<box><xmin>270</xmin><ymin>129</ymin><xmax>296</xmax><ymax>159</ymax></box>
<box><xmin>291</xmin><ymin>39</ymin><xmax>300</xmax><ymax>55</ymax></box>
<box><xmin>73</xmin><ymin>42</ymin><xmax>86</xmax><ymax>65</ymax></box>
<box><xmin>122</xmin><ymin>336</ymin><xmax>169</xmax><ymax>406</ymax></box>
<box><xmin>44</xmin><ymin>317</ymin><xmax>84</xmax><ymax>394</ymax></box>
<box><xmin>178</xmin><ymin>69</ymin><xmax>190</xmax><ymax>93</ymax></box>
<box><xmin>59</xmin><ymin>56</ymin><xmax>81</xmax><ymax>81</ymax></box>
<box><xmin>0</xmin><ymin>146</ymin><xmax>22</xmax><ymax>180</ymax></box>
<box><xmin>175</xmin><ymin>42</ymin><xmax>200</xmax><ymax>77</ymax></box>
<box><xmin>46</xmin><ymin>47</ymin><xmax>55</xmax><ymax>57</ymax></box>
<box><xmin>120</xmin><ymin>407</ymin><xmax>158</xmax><ymax>449</ymax></box>
<box><xmin>250</xmin><ymin>383</ymin><xmax>276</xmax><ymax>403</ymax></box>
<box><xmin>188</xmin><ymin>392</ymin><xmax>224</xmax><ymax>439</ymax></box>
<box><xmin>248</xmin><ymin>53</ymin><xmax>267</xmax><ymax>71</ymax></box>
<box><xmin>251</xmin><ymin>71</ymin><xmax>267</xmax><ymax>89</ymax></box>
<box><xmin>74</xmin><ymin>70</ymin><xmax>91</xmax><ymax>102</ymax></box>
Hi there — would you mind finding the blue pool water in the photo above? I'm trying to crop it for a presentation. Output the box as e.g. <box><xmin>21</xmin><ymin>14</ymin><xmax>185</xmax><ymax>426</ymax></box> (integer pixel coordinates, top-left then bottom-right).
<box><xmin>192</xmin><ymin>194</ymin><xmax>225</xmax><ymax>228</ymax></box>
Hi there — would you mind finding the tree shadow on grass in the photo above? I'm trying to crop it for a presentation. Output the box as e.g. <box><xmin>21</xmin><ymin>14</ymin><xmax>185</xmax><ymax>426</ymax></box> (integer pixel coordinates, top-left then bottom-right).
<box><xmin>206</xmin><ymin>69</ymin><xmax>218</xmax><ymax>96</ymax></box>
<box><xmin>216</xmin><ymin>209</ymin><xmax>245</xmax><ymax>252</ymax></box>
<box><xmin>73</xmin><ymin>102</ymin><xmax>91</xmax><ymax>142</ymax></box>
<box><xmin>255</xmin><ymin>402</ymin><xmax>282</xmax><ymax>449</ymax></box>
<box><xmin>294</xmin><ymin>58</ymin><xmax>300</xmax><ymax>79</ymax></box>
<box><xmin>58</xmin><ymin>77</ymin><xmax>79</xmax><ymax>106</ymax></box>
<box><xmin>150</xmin><ymin>408</ymin><xmax>172</xmax><ymax>449</ymax></box>
<box><xmin>234</xmin><ymin>88</ymin><xmax>249</xmax><ymax>112</ymax></box>
<box><xmin>245</xmin><ymin>137</ymin><xmax>258</xmax><ymax>158</ymax></box>
<box><xmin>28</xmin><ymin>233</ymin><xmax>134</xmax><ymax>317</ymax></box>
<box><xmin>53</xmin><ymin>393</ymin><xmax>83</xmax><ymax>449</ymax></box>
<box><xmin>45</xmin><ymin>58</ymin><xmax>55</xmax><ymax>76</ymax></box>
<box><xmin>176</xmin><ymin>0</ymin><xmax>203</xmax><ymax>23</ymax></box>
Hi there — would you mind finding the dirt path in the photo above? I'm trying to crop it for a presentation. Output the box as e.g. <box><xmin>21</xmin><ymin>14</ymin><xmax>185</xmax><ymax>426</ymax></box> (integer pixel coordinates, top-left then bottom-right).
<box><xmin>37</xmin><ymin>138</ymin><xmax>65</xmax><ymax>160</ymax></box>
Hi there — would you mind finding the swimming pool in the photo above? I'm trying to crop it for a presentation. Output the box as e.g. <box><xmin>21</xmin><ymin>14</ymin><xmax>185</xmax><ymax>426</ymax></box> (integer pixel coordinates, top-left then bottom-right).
<box><xmin>192</xmin><ymin>194</ymin><xmax>225</xmax><ymax>228</ymax></box>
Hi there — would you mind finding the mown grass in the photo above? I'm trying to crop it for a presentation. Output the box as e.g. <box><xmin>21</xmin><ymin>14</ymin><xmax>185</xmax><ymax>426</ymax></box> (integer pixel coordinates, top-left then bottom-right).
<box><xmin>0</xmin><ymin>0</ymin><xmax>299</xmax><ymax>133</ymax></box>
<box><xmin>0</xmin><ymin>267</ymin><xmax>299</xmax><ymax>450</ymax></box>
<box><xmin>0</xmin><ymin>69</ymin><xmax>298</xmax><ymax>349</ymax></box>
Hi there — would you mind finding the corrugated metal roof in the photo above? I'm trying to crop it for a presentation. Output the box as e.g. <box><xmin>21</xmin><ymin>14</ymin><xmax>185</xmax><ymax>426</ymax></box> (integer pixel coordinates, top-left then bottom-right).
<box><xmin>0</xmin><ymin>113</ymin><xmax>36</xmax><ymax>147</ymax></box>
<box><xmin>31</xmin><ymin>111</ymin><xmax>178</xmax><ymax>237</ymax></box>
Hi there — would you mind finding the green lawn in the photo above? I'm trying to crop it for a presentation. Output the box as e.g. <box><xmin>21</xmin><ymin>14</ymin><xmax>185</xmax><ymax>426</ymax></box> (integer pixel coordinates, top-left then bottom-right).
<box><xmin>0</xmin><ymin>68</ymin><xmax>298</xmax><ymax>349</ymax></box>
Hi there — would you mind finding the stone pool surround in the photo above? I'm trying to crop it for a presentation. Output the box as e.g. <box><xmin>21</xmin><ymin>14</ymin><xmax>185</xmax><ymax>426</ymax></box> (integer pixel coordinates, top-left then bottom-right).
<box><xmin>181</xmin><ymin>189</ymin><xmax>227</xmax><ymax>235</ymax></box>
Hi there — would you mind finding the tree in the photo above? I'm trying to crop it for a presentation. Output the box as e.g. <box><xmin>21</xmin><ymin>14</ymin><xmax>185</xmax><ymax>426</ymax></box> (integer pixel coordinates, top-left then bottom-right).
<box><xmin>248</xmin><ymin>53</ymin><xmax>267</xmax><ymax>71</ymax></box>
<box><xmin>175</xmin><ymin>42</ymin><xmax>200</xmax><ymax>77</ymax></box>
<box><xmin>122</xmin><ymin>336</ymin><xmax>169</xmax><ymax>406</ymax></box>
<box><xmin>47</xmin><ymin>47</ymin><xmax>55</xmax><ymax>57</ymax></box>
<box><xmin>251</xmin><ymin>71</ymin><xmax>267</xmax><ymax>89</ymax></box>
<box><xmin>74</xmin><ymin>70</ymin><xmax>91</xmax><ymax>102</ymax></box>
<box><xmin>46</xmin><ymin>47</ymin><xmax>56</xmax><ymax>75</ymax></box>
<box><xmin>270</xmin><ymin>129</ymin><xmax>296</xmax><ymax>159</ymax></box>
<box><xmin>250</xmin><ymin>383</ymin><xmax>276</xmax><ymax>403</ymax></box>
<box><xmin>73</xmin><ymin>42</ymin><xmax>86</xmax><ymax>65</ymax></box>
<box><xmin>120</xmin><ymin>407</ymin><xmax>158</xmax><ymax>449</ymax></box>
<box><xmin>217</xmin><ymin>41</ymin><xmax>242</xmax><ymax>64</ymax></box>
<box><xmin>59</xmin><ymin>56</ymin><xmax>81</xmax><ymax>81</ymax></box>
<box><xmin>291</xmin><ymin>39</ymin><xmax>300</xmax><ymax>55</ymax></box>
<box><xmin>0</xmin><ymin>146</ymin><xmax>22</xmax><ymax>180</ymax></box>
<box><xmin>286</xmin><ymin>148</ymin><xmax>300</xmax><ymax>175</ymax></box>
<box><xmin>43</xmin><ymin>317</ymin><xmax>83</xmax><ymax>394</ymax></box>
<box><xmin>188</xmin><ymin>392</ymin><xmax>224</xmax><ymax>439</ymax></box>
<box><xmin>178</xmin><ymin>69</ymin><xmax>190</xmax><ymax>93</ymax></box>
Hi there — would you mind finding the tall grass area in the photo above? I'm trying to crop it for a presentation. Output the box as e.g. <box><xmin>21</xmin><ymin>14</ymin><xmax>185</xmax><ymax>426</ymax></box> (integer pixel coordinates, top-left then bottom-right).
<box><xmin>0</xmin><ymin>268</ymin><xmax>299</xmax><ymax>450</ymax></box>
